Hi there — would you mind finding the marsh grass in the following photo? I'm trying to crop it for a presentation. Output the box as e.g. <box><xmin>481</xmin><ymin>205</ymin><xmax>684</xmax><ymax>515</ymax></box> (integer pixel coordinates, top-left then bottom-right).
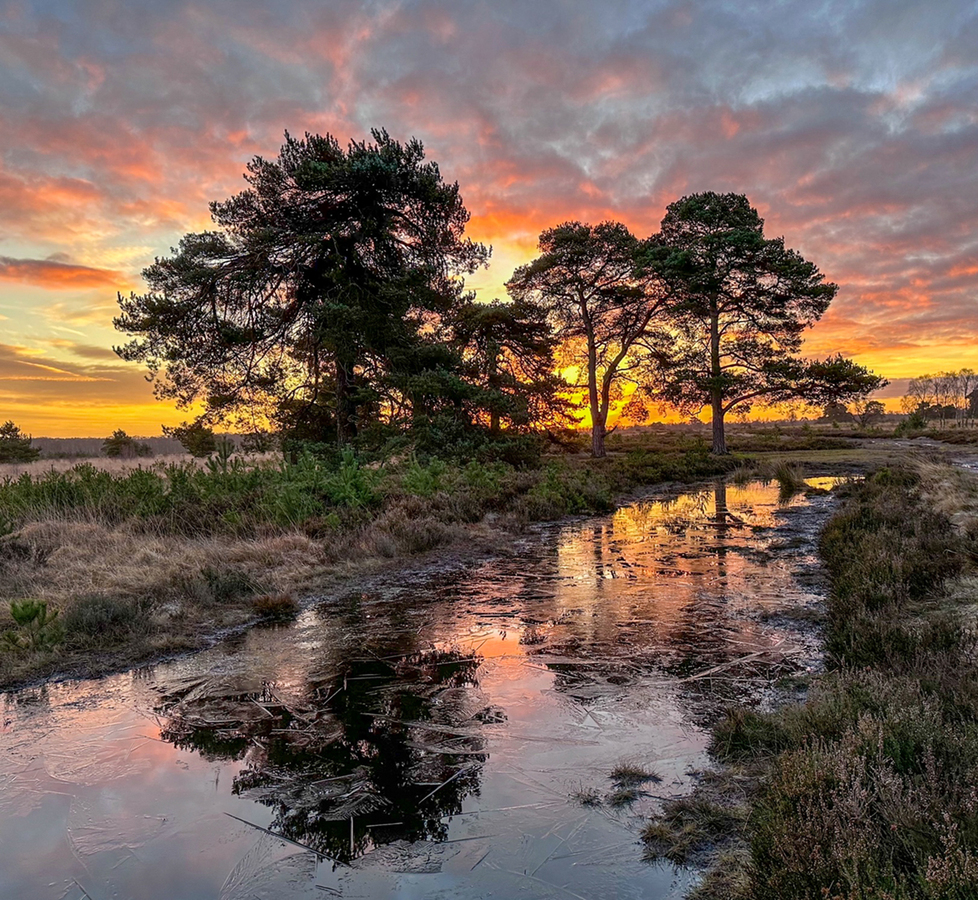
<box><xmin>642</xmin><ymin>792</ymin><xmax>748</xmax><ymax>865</ymax></box>
<box><xmin>772</xmin><ymin>460</ymin><xmax>808</xmax><ymax>501</ymax></box>
<box><xmin>0</xmin><ymin>446</ymin><xmax>733</xmax><ymax>688</ymax></box>
<box><xmin>570</xmin><ymin>786</ymin><xmax>603</xmax><ymax>807</ymax></box>
<box><xmin>646</xmin><ymin>461</ymin><xmax>978</xmax><ymax>899</ymax></box>
<box><xmin>611</xmin><ymin>761</ymin><xmax>662</xmax><ymax>786</ymax></box>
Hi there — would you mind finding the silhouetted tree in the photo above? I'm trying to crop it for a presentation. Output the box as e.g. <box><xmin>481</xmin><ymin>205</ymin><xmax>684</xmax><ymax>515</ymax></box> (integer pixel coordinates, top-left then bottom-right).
<box><xmin>102</xmin><ymin>430</ymin><xmax>153</xmax><ymax>459</ymax></box>
<box><xmin>851</xmin><ymin>399</ymin><xmax>886</xmax><ymax>428</ymax></box>
<box><xmin>453</xmin><ymin>298</ymin><xmax>570</xmax><ymax>433</ymax></box>
<box><xmin>116</xmin><ymin>130</ymin><xmax>489</xmax><ymax>449</ymax></box>
<box><xmin>0</xmin><ymin>421</ymin><xmax>40</xmax><ymax>463</ymax></box>
<box><xmin>647</xmin><ymin>193</ymin><xmax>884</xmax><ymax>453</ymax></box>
<box><xmin>165</xmin><ymin>421</ymin><xmax>217</xmax><ymax>457</ymax></box>
<box><xmin>507</xmin><ymin>222</ymin><xmax>669</xmax><ymax>457</ymax></box>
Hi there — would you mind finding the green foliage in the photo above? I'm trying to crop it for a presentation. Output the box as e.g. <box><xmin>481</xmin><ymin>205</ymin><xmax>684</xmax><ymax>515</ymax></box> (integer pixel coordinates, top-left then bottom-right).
<box><xmin>116</xmin><ymin>129</ymin><xmax>490</xmax><ymax>449</ymax></box>
<box><xmin>165</xmin><ymin>421</ymin><xmax>218</xmax><ymax>457</ymax></box>
<box><xmin>401</xmin><ymin>456</ymin><xmax>448</xmax><ymax>497</ymax></box>
<box><xmin>647</xmin><ymin>193</ymin><xmax>884</xmax><ymax>453</ymax></box>
<box><xmin>0</xmin><ymin>421</ymin><xmax>41</xmax><ymax>463</ymax></box>
<box><xmin>102</xmin><ymin>429</ymin><xmax>153</xmax><ymax>459</ymax></box>
<box><xmin>896</xmin><ymin>407</ymin><xmax>928</xmax><ymax>434</ymax></box>
<box><xmin>204</xmin><ymin>438</ymin><xmax>237</xmax><ymax>475</ymax></box>
<box><xmin>0</xmin><ymin>453</ymin><xmax>381</xmax><ymax>537</ymax></box>
<box><xmin>3</xmin><ymin>599</ymin><xmax>61</xmax><ymax>651</ymax></box>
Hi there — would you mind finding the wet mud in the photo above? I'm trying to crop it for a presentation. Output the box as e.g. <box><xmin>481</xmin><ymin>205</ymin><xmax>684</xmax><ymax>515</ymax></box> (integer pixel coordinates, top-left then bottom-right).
<box><xmin>0</xmin><ymin>478</ymin><xmax>838</xmax><ymax>900</ymax></box>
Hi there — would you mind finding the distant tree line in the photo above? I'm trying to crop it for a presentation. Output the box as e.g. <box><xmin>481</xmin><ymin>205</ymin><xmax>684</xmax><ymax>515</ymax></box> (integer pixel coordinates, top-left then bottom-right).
<box><xmin>115</xmin><ymin>130</ymin><xmax>884</xmax><ymax>458</ymax></box>
<box><xmin>901</xmin><ymin>370</ymin><xmax>978</xmax><ymax>428</ymax></box>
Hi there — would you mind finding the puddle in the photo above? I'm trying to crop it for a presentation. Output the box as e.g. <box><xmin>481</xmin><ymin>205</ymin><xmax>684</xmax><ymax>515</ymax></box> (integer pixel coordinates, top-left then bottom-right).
<box><xmin>0</xmin><ymin>479</ymin><xmax>838</xmax><ymax>900</ymax></box>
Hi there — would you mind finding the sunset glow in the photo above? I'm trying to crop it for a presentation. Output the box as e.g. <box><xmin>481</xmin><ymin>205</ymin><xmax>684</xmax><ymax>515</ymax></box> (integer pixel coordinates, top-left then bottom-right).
<box><xmin>1</xmin><ymin>0</ymin><xmax>976</xmax><ymax>435</ymax></box>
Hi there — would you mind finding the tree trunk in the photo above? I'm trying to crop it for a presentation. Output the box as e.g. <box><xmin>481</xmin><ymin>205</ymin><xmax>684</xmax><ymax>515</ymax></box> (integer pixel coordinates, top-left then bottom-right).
<box><xmin>335</xmin><ymin>359</ymin><xmax>358</xmax><ymax>446</ymax></box>
<box><xmin>711</xmin><ymin>400</ymin><xmax>727</xmax><ymax>455</ymax></box>
<box><xmin>591</xmin><ymin>414</ymin><xmax>606</xmax><ymax>458</ymax></box>
<box><xmin>587</xmin><ymin>337</ymin><xmax>606</xmax><ymax>458</ymax></box>
<box><xmin>709</xmin><ymin>302</ymin><xmax>727</xmax><ymax>455</ymax></box>
<box><xmin>488</xmin><ymin>354</ymin><xmax>500</xmax><ymax>434</ymax></box>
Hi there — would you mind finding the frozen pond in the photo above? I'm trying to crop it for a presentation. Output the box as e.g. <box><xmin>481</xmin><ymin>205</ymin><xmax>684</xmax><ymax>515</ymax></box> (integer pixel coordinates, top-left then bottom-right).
<box><xmin>0</xmin><ymin>479</ymin><xmax>838</xmax><ymax>900</ymax></box>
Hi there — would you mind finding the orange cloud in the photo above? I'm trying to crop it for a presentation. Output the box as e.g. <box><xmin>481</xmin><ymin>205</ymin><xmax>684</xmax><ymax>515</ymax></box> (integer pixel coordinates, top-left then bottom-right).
<box><xmin>0</xmin><ymin>256</ymin><xmax>124</xmax><ymax>290</ymax></box>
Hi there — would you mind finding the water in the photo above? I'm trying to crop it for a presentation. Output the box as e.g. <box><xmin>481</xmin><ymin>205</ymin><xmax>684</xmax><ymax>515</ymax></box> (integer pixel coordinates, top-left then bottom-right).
<box><xmin>0</xmin><ymin>479</ymin><xmax>837</xmax><ymax>900</ymax></box>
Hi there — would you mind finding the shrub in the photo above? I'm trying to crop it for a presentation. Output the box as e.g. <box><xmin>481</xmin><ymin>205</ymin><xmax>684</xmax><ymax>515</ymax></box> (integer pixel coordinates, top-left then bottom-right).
<box><xmin>61</xmin><ymin>595</ymin><xmax>148</xmax><ymax>645</ymax></box>
<box><xmin>2</xmin><ymin>599</ymin><xmax>61</xmax><ymax>650</ymax></box>
<box><xmin>165</xmin><ymin>420</ymin><xmax>218</xmax><ymax>457</ymax></box>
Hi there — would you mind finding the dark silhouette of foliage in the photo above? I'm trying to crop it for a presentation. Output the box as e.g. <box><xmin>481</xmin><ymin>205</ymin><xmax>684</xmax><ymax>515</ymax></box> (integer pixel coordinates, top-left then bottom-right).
<box><xmin>116</xmin><ymin>130</ymin><xmax>490</xmax><ymax>449</ymax></box>
<box><xmin>508</xmin><ymin>221</ymin><xmax>669</xmax><ymax>458</ymax></box>
<box><xmin>0</xmin><ymin>421</ymin><xmax>41</xmax><ymax>463</ymax></box>
<box><xmin>452</xmin><ymin>297</ymin><xmax>571</xmax><ymax>434</ymax></box>
<box><xmin>164</xmin><ymin>421</ymin><xmax>218</xmax><ymax>457</ymax></box>
<box><xmin>646</xmin><ymin>193</ymin><xmax>883</xmax><ymax>453</ymax></box>
<box><xmin>102</xmin><ymin>430</ymin><xmax>153</xmax><ymax>459</ymax></box>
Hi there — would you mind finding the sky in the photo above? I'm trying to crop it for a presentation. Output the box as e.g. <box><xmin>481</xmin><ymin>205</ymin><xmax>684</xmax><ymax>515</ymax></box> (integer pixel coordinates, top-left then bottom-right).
<box><xmin>1</xmin><ymin>0</ymin><xmax>976</xmax><ymax>436</ymax></box>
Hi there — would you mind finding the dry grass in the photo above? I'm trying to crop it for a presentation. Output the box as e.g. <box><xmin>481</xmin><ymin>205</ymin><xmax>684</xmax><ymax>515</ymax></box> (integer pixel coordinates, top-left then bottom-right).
<box><xmin>0</xmin><ymin>456</ymin><xmax>190</xmax><ymax>479</ymax></box>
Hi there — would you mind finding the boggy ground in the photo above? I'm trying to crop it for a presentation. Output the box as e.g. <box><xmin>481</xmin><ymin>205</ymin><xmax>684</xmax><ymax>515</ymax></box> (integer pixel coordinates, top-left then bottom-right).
<box><xmin>0</xmin><ymin>429</ymin><xmax>965</xmax><ymax>692</ymax></box>
<box><xmin>0</xmin><ymin>442</ymin><xmax>742</xmax><ymax>690</ymax></box>
<box><xmin>643</xmin><ymin>456</ymin><xmax>978</xmax><ymax>899</ymax></box>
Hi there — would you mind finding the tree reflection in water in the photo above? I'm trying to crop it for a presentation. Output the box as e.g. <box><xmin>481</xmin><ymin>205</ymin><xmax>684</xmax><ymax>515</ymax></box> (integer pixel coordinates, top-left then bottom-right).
<box><xmin>158</xmin><ymin>646</ymin><xmax>487</xmax><ymax>863</ymax></box>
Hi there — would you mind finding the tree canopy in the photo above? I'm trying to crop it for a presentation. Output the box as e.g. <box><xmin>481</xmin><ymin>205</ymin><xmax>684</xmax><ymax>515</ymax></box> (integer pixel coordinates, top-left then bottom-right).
<box><xmin>116</xmin><ymin>140</ymin><xmax>888</xmax><ymax>462</ymax></box>
<box><xmin>116</xmin><ymin>130</ymin><xmax>491</xmax><ymax>450</ymax></box>
<box><xmin>507</xmin><ymin>221</ymin><xmax>668</xmax><ymax>457</ymax></box>
<box><xmin>0</xmin><ymin>421</ymin><xmax>40</xmax><ymax>463</ymax></box>
<box><xmin>646</xmin><ymin>193</ymin><xmax>884</xmax><ymax>453</ymax></box>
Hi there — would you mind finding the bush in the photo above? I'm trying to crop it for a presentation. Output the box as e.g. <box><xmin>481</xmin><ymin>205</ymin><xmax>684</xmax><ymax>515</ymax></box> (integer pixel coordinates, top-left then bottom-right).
<box><xmin>165</xmin><ymin>421</ymin><xmax>218</xmax><ymax>457</ymax></box>
<box><xmin>2</xmin><ymin>599</ymin><xmax>61</xmax><ymax>650</ymax></box>
<box><xmin>61</xmin><ymin>595</ymin><xmax>149</xmax><ymax>645</ymax></box>
<box><xmin>649</xmin><ymin>465</ymin><xmax>978</xmax><ymax>899</ymax></box>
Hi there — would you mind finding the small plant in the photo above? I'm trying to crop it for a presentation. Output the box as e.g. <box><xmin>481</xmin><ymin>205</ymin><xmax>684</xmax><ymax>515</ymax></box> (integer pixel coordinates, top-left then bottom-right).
<box><xmin>772</xmin><ymin>460</ymin><xmax>806</xmax><ymax>501</ymax></box>
<box><xmin>61</xmin><ymin>595</ymin><xmax>146</xmax><ymax>645</ymax></box>
<box><xmin>205</xmin><ymin>438</ymin><xmax>237</xmax><ymax>475</ymax></box>
<box><xmin>728</xmin><ymin>463</ymin><xmax>757</xmax><ymax>487</ymax></box>
<box><xmin>401</xmin><ymin>456</ymin><xmax>448</xmax><ymax>497</ymax></box>
<box><xmin>571</xmin><ymin>786</ymin><xmax>603</xmax><ymax>807</ymax></box>
<box><xmin>611</xmin><ymin>762</ymin><xmax>662</xmax><ymax>786</ymax></box>
<box><xmin>252</xmin><ymin>593</ymin><xmax>299</xmax><ymax>621</ymax></box>
<box><xmin>3</xmin><ymin>599</ymin><xmax>61</xmax><ymax>651</ymax></box>
<box><xmin>608</xmin><ymin>787</ymin><xmax>641</xmax><ymax>807</ymax></box>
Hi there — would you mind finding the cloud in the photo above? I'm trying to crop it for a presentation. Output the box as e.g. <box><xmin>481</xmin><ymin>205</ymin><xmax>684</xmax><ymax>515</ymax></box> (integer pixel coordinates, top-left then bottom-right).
<box><xmin>0</xmin><ymin>255</ymin><xmax>124</xmax><ymax>289</ymax></box>
<box><xmin>45</xmin><ymin>338</ymin><xmax>123</xmax><ymax>361</ymax></box>
<box><xmin>0</xmin><ymin>0</ymin><xmax>975</xmax><ymax>432</ymax></box>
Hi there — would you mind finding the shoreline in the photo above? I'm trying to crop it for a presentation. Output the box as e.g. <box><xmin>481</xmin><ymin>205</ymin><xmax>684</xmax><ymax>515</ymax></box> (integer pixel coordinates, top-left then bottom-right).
<box><xmin>643</xmin><ymin>456</ymin><xmax>978</xmax><ymax>898</ymax></box>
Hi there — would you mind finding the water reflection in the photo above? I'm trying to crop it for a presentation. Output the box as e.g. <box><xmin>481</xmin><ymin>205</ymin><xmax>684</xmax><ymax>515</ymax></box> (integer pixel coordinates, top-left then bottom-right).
<box><xmin>0</xmin><ymin>478</ymin><xmax>836</xmax><ymax>900</ymax></box>
<box><xmin>159</xmin><ymin>647</ymin><xmax>486</xmax><ymax>863</ymax></box>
